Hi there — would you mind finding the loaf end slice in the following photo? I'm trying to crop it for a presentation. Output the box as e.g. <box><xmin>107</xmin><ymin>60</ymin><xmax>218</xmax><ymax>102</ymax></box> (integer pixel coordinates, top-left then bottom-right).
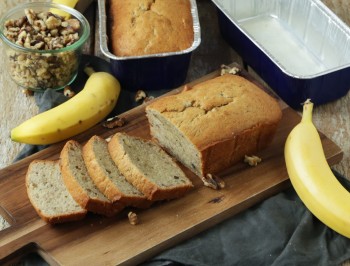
<box><xmin>60</xmin><ymin>140</ymin><xmax>124</xmax><ymax>217</ymax></box>
<box><xmin>108</xmin><ymin>132</ymin><xmax>193</xmax><ymax>201</ymax></box>
<box><xmin>26</xmin><ymin>160</ymin><xmax>87</xmax><ymax>224</ymax></box>
<box><xmin>146</xmin><ymin>74</ymin><xmax>282</xmax><ymax>177</ymax></box>
<box><xmin>83</xmin><ymin>135</ymin><xmax>152</xmax><ymax>209</ymax></box>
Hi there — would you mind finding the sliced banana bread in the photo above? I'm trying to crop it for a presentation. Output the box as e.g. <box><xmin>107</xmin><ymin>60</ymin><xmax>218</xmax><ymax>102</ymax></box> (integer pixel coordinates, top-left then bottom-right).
<box><xmin>60</xmin><ymin>140</ymin><xmax>124</xmax><ymax>217</ymax></box>
<box><xmin>26</xmin><ymin>160</ymin><xmax>87</xmax><ymax>224</ymax></box>
<box><xmin>108</xmin><ymin>132</ymin><xmax>193</xmax><ymax>201</ymax></box>
<box><xmin>82</xmin><ymin>135</ymin><xmax>152</xmax><ymax>209</ymax></box>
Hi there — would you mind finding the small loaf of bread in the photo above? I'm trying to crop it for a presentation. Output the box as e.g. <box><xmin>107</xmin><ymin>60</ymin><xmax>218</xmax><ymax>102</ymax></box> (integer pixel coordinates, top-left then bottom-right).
<box><xmin>146</xmin><ymin>74</ymin><xmax>282</xmax><ymax>177</ymax></box>
<box><xmin>60</xmin><ymin>140</ymin><xmax>124</xmax><ymax>217</ymax></box>
<box><xmin>109</xmin><ymin>0</ymin><xmax>194</xmax><ymax>56</ymax></box>
<box><xmin>108</xmin><ymin>132</ymin><xmax>193</xmax><ymax>201</ymax></box>
<box><xmin>82</xmin><ymin>135</ymin><xmax>152</xmax><ymax>209</ymax></box>
<box><xmin>26</xmin><ymin>160</ymin><xmax>87</xmax><ymax>224</ymax></box>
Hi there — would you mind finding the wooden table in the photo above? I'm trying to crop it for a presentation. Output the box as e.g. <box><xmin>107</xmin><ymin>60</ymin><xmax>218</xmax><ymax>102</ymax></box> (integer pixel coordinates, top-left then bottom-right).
<box><xmin>0</xmin><ymin>0</ymin><xmax>349</xmax><ymax>264</ymax></box>
<box><xmin>0</xmin><ymin>0</ymin><xmax>349</xmax><ymax>179</ymax></box>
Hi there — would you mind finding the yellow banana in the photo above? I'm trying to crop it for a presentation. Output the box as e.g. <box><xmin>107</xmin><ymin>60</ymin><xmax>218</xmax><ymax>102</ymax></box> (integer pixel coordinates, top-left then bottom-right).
<box><xmin>11</xmin><ymin>72</ymin><xmax>120</xmax><ymax>145</ymax></box>
<box><xmin>51</xmin><ymin>0</ymin><xmax>79</xmax><ymax>18</ymax></box>
<box><xmin>52</xmin><ymin>0</ymin><xmax>78</xmax><ymax>7</ymax></box>
<box><xmin>284</xmin><ymin>99</ymin><xmax>350</xmax><ymax>238</ymax></box>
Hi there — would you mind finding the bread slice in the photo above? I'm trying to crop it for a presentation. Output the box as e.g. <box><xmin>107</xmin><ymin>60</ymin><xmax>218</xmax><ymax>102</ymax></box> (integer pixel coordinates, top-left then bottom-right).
<box><xmin>60</xmin><ymin>140</ymin><xmax>124</xmax><ymax>217</ymax></box>
<box><xmin>26</xmin><ymin>160</ymin><xmax>87</xmax><ymax>224</ymax></box>
<box><xmin>82</xmin><ymin>135</ymin><xmax>152</xmax><ymax>209</ymax></box>
<box><xmin>108</xmin><ymin>132</ymin><xmax>193</xmax><ymax>201</ymax></box>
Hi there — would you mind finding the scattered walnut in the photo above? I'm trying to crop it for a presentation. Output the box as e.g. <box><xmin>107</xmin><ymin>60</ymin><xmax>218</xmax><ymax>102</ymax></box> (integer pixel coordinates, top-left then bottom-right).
<box><xmin>102</xmin><ymin>116</ymin><xmax>126</xmax><ymax>129</ymax></box>
<box><xmin>220</xmin><ymin>65</ymin><xmax>240</xmax><ymax>76</ymax></box>
<box><xmin>22</xmin><ymin>88</ymin><xmax>34</xmax><ymax>96</ymax></box>
<box><xmin>63</xmin><ymin>86</ymin><xmax>75</xmax><ymax>98</ymax></box>
<box><xmin>201</xmin><ymin>173</ymin><xmax>225</xmax><ymax>190</ymax></box>
<box><xmin>135</xmin><ymin>90</ymin><xmax>147</xmax><ymax>102</ymax></box>
<box><xmin>128</xmin><ymin>211</ymin><xmax>139</xmax><ymax>225</ymax></box>
<box><xmin>143</xmin><ymin>96</ymin><xmax>154</xmax><ymax>103</ymax></box>
<box><xmin>244</xmin><ymin>155</ymin><xmax>262</xmax><ymax>166</ymax></box>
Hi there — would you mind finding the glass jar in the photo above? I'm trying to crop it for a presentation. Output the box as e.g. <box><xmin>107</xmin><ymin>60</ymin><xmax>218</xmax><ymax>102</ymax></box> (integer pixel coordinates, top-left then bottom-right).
<box><xmin>0</xmin><ymin>2</ymin><xmax>90</xmax><ymax>91</ymax></box>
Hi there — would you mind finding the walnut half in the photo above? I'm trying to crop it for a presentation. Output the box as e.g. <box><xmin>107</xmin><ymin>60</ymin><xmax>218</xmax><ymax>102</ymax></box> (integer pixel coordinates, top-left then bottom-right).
<box><xmin>220</xmin><ymin>64</ymin><xmax>240</xmax><ymax>76</ymax></box>
<box><xmin>128</xmin><ymin>211</ymin><xmax>139</xmax><ymax>225</ymax></box>
<box><xmin>201</xmin><ymin>173</ymin><xmax>225</xmax><ymax>190</ymax></box>
<box><xmin>63</xmin><ymin>86</ymin><xmax>75</xmax><ymax>98</ymax></box>
<box><xmin>102</xmin><ymin>116</ymin><xmax>126</xmax><ymax>129</ymax></box>
<box><xmin>244</xmin><ymin>155</ymin><xmax>262</xmax><ymax>166</ymax></box>
<box><xmin>135</xmin><ymin>90</ymin><xmax>147</xmax><ymax>102</ymax></box>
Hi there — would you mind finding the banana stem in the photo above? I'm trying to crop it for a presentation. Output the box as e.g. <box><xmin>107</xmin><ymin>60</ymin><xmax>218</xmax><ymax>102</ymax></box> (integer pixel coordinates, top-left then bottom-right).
<box><xmin>84</xmin><ymin>66</ymin><xmax>96</xmax><ymax>77</ymax></box>
<box><xmin>301</xmin><ymin>99</ymin><xmax>313</xmax><ymax>123</ymax></box>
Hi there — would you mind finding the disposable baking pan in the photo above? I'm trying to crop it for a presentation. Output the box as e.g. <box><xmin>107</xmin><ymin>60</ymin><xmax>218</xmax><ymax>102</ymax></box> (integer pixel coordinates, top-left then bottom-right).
<box><xmin>98</xmin><ymin>0</ymin><xmax>201</xmax><ymax>91</ymax></box>
<box><xmin>212</xmin><ymin>0</ymin><xmax>350</xmax><ymax>109</ymax></box>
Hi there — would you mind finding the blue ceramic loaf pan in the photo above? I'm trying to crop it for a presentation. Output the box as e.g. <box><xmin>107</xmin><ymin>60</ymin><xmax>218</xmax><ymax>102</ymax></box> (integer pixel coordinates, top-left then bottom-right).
<box><xmin>98</xmin><ymin>0</ymin><xmax>201</xmax><ymax>91</ymax></box>
<box><xmin>212</xmin><ymin>0</ymin><xmax>350</xmax><ymax>109</ymax></box>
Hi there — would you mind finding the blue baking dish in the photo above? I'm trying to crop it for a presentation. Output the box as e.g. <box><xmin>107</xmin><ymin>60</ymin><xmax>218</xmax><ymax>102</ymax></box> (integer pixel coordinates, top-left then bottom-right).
<box><xmin>212</xmin><ymin>0</ymin><xmax>350</xmax><ymax>109</ymax></box>
<box><xmin>98</xmin><ymin>0</ymin><xmax>201</xmax><ymax>91</ymax></box>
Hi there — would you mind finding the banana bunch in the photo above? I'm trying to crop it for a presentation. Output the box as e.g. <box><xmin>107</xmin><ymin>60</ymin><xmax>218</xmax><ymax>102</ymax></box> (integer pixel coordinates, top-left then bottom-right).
<box><xmin>11</xmin><ymin>72</ymin><xmax>121</xmax><ymax>145</ymax></box>
<box><xmin>284</xmin><ymin>99</ymin><xmax>350</xmax><ymax>238</ymax></box>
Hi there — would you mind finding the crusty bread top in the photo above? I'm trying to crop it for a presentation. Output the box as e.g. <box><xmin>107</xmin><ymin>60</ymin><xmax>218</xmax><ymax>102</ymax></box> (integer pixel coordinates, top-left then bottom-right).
<box><xmin>146</xmin><ymin>74</ymin><xmax>282</xmax><ymax>150</ymax></box>
<box><xmin>110</xmin><ymin>0</ymin><xmax>194</xmax><ymax>56</ymax></box>
<box><xmin>26</xmin><ymin>160</ymin><xmax>86</xmax><ymax>223</ymax></box>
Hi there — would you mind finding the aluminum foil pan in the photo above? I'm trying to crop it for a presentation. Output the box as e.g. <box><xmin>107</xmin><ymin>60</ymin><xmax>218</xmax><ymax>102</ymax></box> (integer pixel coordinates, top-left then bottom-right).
<box><xmin>212</xmin><ymin>0</ymin><xmax>350</xmax><ymax>108</ymax></box>
<box><xmin>98</xmin><ymin>0</ymin><xmax>201</xmax><ymax>91</ymax></box>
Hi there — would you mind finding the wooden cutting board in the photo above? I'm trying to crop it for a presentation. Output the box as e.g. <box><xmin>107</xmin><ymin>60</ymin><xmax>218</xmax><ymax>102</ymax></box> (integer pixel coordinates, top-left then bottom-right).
<box><xmin>0</xmin><ymin>64</ymin><xmax>343</xmax><ymax>265</ymax></box>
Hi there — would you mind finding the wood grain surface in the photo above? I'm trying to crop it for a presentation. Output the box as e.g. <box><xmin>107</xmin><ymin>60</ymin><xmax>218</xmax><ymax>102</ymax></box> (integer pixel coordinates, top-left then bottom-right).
<box><xmin>0</xmin><ymin>66</ymin><xmax>343</xmax><ymax>265</ymax></box>
<box><xmin>0</xmin><ymin>0</ymin><xmax>349</xmax><ymax>265</ymax></box>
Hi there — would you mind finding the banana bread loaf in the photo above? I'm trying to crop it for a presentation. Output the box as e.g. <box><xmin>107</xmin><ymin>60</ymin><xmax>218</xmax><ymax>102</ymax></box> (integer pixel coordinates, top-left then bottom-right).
<box><xmin>109</xmin><ymin>0</ymin><xmax>194</xmax><ymax>56</ymax></box>
<box><xmin>108</xmin><ymin>132</ymin><xmax>193</xmax><ymax>201</ymax></box>
<box><xmin>146</xmin><ymin>74</ymin><xmax>282</xmax><ymax>177</ymax></box>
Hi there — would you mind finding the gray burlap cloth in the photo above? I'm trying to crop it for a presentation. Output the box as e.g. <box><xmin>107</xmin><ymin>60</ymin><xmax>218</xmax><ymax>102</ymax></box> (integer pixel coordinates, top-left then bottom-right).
<box><xmin>15</xmin><ymin>56</ymin><xmax>350</xmax><ymax>266</ymax></box>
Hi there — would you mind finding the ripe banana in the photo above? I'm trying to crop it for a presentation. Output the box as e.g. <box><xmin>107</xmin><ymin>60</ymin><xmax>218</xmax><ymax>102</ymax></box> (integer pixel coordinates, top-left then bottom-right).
<box><xmin>284</xmin><ymin>99</ymin><xmax>350</xmax><ymax>238</ymax></box>
<box><xmin>51</xmin><ymin>0</ymin><xmax>79</xmax><ymax>18</ymax></box>
<box><xmin>11</xmin><ymin>72</ymin><xmax>120</xmax><ymax>145</ymax></box>
<box><xmin>52</xmin><ymin>0</ymin><xmax>78</xmax><ymax>7</ymax></box>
